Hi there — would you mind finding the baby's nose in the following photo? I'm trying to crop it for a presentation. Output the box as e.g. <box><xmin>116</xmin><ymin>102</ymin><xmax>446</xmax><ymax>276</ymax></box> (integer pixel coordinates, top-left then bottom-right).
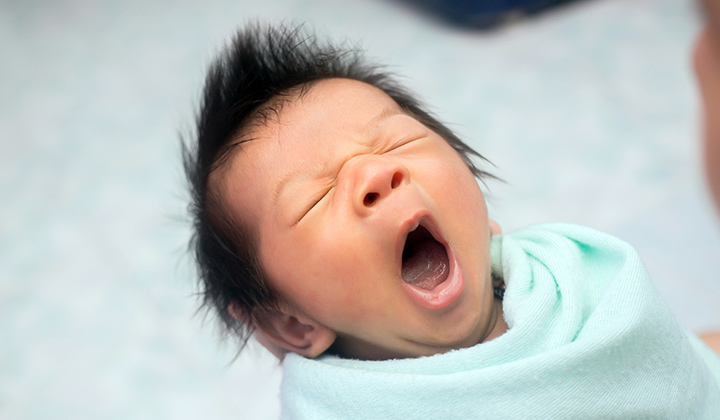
<box><xmin>351</xmin><ymin>156</ymin><xmax>410</xmax><ymax>216</ymax></box>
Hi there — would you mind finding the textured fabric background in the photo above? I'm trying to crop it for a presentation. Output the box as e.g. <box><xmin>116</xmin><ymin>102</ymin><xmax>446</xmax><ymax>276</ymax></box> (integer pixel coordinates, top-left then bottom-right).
<box><xmin>2</xmin><ymin>0</ymin><xmax>719</xmax><ymax>419</ymax></box>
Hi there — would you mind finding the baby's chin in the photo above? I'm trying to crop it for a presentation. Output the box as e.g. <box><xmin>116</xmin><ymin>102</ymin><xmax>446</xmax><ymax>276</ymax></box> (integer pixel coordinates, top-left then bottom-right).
<box><xmin>327</xmin><ymin>297</ymin><xmax>504</xmax><ymax>361</ymax></box>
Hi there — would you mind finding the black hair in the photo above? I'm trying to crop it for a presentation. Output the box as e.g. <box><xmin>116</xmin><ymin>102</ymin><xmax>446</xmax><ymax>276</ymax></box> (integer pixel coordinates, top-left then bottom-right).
<box><xmin>184</xmin><ymin>22</ymin><xmax>494</xmax><ymax>349</ymax></box>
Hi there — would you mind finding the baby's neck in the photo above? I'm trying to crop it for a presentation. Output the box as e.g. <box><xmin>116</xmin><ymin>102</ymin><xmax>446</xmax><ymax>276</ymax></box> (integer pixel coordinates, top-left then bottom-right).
<box><xmin>482</xmin><ymin>298</ymin><xmax>508</xmax><ymax>344</ymax></box>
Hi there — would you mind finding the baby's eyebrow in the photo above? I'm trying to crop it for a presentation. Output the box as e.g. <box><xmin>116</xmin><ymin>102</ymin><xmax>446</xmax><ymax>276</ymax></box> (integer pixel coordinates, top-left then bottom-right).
<box><xmin>272</xmin><ymin>167</ymin><xmax>307</xmax><ymax>209</ymax></box>
<box><xmin>360</xmin><ymin>107</ymin><xmax>403</xmax><ymax>143</ymax></box>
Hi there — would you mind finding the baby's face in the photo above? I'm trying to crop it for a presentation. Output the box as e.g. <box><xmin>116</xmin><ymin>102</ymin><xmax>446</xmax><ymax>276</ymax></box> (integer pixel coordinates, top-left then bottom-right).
<box><xmin>220</xmin><ymin>79</ymin><xmax>499</xmax><ymax>360</ymax></box>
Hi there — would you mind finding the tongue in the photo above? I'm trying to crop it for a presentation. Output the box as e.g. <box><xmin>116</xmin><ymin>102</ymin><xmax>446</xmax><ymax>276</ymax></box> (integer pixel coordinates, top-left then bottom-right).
<box><xmin>401</xmin><ymin>238</ymin><xmax>449</xmax><ymax>290</ymax></box>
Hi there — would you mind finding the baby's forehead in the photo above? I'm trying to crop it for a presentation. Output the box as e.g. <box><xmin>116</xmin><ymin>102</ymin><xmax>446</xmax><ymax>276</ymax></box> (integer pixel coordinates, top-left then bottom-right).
<box><xmin>270</xmin><ymin>78</ymin><xmax>403</xmax><ymax>123</ymax></box>
<box><xmin>237</xmin><ymin>79</ymin><xmax>409</xmax><ymax>152</ymax></box>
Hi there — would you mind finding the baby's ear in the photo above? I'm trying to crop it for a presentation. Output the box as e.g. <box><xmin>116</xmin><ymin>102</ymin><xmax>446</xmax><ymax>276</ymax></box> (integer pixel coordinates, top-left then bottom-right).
<box><xmin>256</xmin><ymin>310</ymin><xmax>337</xmax><ymax>358</ymax></box>
<box><xmin>228</xmin><ymin>303</ymin><xmax>288</xmax><ymax>359</ymax></box>
<box><xmin>235</xmin><ymin>303</ymin><xmax>336</xmax><ymax>359</ymax></box>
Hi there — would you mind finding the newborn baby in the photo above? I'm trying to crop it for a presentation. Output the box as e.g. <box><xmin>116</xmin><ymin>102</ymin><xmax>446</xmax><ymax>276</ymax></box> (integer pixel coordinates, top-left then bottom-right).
<box><xmin>184</xmin><ymin>23</ymin><xmax>720</xmax><ymax>419</ymax></box>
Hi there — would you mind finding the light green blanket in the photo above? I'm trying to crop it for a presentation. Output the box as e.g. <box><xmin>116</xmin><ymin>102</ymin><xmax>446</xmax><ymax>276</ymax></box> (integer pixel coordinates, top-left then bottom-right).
<box><xmin>281</xmin><ymin>224</ymin><xmax>720</xmax><ymax>419</ymax></box>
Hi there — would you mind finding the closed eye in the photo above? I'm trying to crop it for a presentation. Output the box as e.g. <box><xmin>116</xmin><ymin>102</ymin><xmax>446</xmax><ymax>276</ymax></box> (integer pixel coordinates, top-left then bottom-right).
<box><xmin>386</xmin><ymin>135</ymin><xmax>424</xmax><ymax>153</ymax></box>
<box><xmin>297</xmin><ymin>187</ymin><xmax>332</xmax><ymax>224</ymax></box>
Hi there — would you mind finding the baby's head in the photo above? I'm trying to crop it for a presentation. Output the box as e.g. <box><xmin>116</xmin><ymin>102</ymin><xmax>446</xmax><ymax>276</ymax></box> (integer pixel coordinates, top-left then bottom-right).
<box><xmin>185</xmin><ymin>24</ymin><xmax>504</xmax><ymax>361</ymax></box>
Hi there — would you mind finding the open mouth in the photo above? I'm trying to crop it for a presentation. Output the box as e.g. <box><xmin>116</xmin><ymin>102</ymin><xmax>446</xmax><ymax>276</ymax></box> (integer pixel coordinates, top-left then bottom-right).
<box><xmin>401</xmin><ymin>224</ymin><xmax>450</xmax><ymax>291</ymax></box>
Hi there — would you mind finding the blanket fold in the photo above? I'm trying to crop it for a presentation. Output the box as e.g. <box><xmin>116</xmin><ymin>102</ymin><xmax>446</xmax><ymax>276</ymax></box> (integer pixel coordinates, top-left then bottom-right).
<box><xmin>281</xmin><ymin>224</ymin><xmax>720</xmax><ymax>419</ymax></box>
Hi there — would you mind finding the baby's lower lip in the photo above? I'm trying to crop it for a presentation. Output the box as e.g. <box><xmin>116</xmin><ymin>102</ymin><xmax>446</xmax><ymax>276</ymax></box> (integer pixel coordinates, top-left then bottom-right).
<box><xmin>402</xmin><ymin>247</ymin><xmax>464</xmax><ymax>310</ymax></box>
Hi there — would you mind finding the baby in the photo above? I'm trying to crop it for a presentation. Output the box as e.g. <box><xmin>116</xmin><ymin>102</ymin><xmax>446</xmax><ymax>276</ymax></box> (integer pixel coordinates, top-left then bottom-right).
<box><xmin>186</xmin><ymin>24</ymin><xmax>720</xmax><ymax>418</ymax></box>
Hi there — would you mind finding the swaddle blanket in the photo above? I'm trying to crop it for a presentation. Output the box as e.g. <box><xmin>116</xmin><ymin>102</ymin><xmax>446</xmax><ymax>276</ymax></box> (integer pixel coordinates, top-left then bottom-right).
<box><xmin>281</xmin><ymin>224</ymin><xmax>720</xmax><ymax>419</ymax></box>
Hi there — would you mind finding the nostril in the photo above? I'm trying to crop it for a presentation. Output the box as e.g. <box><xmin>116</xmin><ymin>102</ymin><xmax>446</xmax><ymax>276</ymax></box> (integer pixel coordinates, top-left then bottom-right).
<box><xmin>364</xmin><ymin>192</ymin><xmax>379</xmax><ymax>207</ymax></box>
<box><xmin>391</xmin><ymin>172</ymin><xmax>403</xmax><ymax>189</ymax></box>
